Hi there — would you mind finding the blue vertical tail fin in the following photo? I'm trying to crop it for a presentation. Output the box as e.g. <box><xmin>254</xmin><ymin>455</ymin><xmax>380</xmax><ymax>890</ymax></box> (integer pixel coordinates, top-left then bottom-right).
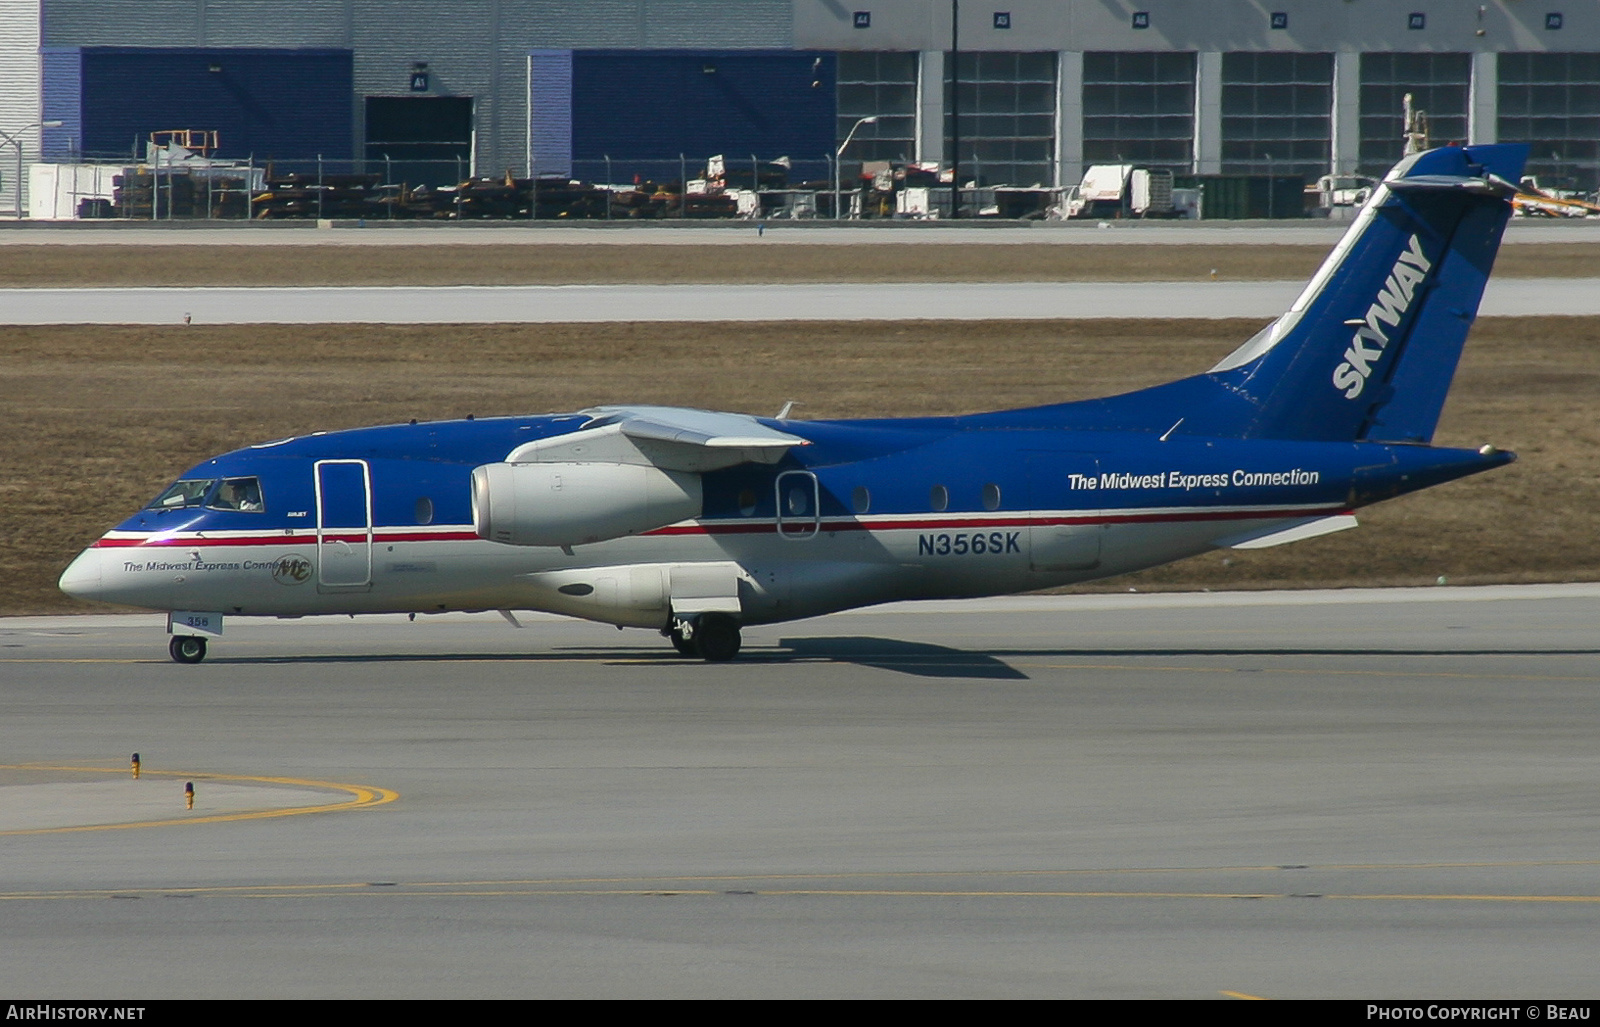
<box><xmin>1203</xmin><ymin>143</ymin><xmax>1526</xmax><ymax>443</ymax></box>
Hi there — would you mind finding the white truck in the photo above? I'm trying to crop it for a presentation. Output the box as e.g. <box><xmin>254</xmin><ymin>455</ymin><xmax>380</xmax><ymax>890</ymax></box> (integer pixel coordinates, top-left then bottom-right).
<box><xmin>1064</xmin><ymin>164</ymin><xmax>1175</xmax><ymax>219</ymax></box>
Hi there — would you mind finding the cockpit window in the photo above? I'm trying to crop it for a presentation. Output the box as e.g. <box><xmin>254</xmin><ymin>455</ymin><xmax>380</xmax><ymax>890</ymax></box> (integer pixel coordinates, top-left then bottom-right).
<box><xmin>147</xmin><ymin>479</ymin><xmax>216</xmax><ymax>510</ymax></box>
<box><xmin>206</xmin><ymin>477</ymin><xmax>265</xmax><ymax>513</ymax></box>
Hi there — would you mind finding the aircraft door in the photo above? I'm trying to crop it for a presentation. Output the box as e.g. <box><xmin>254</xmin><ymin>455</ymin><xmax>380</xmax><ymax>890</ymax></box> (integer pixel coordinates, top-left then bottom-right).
<box><xmin>775</xmin><ymin>470</ymin><xmax>820</xmax><ymax>540</ymax></box>
<box><xmin>1026</xmin><ymin>453</ymin><xmax>1103</xmax><ymax>571</ymax></box>
<box><xmin>315</xmin><ymin>459</ymin><xmax>374</xmax><ymax>590</ymax></box>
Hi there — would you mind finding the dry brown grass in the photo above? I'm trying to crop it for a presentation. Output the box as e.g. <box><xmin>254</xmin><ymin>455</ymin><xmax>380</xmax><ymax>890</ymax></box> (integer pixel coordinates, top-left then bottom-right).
<box><xmin>0</xmin><ymin>242</ymin><xmax>1595</xmax><ymax>287</ymax></box>
<box><xmin>6</xmin><ymin>315</ymin><xmax>1598</xmax><ymax>615</ymax></box>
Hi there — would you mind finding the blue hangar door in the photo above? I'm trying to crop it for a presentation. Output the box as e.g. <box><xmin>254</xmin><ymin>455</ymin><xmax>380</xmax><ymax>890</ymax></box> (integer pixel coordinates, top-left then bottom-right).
<box><xmin>533</xmin><ymin>50</ymin><xmax>835</xmax><ymax>182</ymax></box>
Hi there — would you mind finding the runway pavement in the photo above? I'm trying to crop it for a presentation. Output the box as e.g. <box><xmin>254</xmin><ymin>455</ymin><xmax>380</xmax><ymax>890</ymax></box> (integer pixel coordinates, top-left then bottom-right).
<box><xmin>4</xmin><ymin>277</ymin><xmax>1599</xmax><ymax>324</ymax></box>
<box><xmin>2</xmin><ymin>585</ymin><xmax>1597</xmax><ymax>998</ymax></box>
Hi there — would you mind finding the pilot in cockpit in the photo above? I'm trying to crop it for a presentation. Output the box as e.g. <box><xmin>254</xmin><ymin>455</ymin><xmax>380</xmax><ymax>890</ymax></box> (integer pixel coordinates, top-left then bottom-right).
<box><xmin>212</xmin><ymin>478</ymin><xmax>263</xmax><ymax>512</ymax></box>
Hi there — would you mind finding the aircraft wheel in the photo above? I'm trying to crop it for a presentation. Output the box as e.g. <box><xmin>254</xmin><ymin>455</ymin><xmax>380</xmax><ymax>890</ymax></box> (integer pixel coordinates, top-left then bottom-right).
<box><xmin>694</xmin><ymin>614</ymin><xmax>741</xmax><ymax>662</ymax></box>
<box><xmin>169</xmin><ymin>635</ymin><xmax>207</xmax><ymax>664</ymax></box>
<box><xmin>669</xmin><ymin>628</ymin><xmax>697</xmax><ymax>657</ymax></box>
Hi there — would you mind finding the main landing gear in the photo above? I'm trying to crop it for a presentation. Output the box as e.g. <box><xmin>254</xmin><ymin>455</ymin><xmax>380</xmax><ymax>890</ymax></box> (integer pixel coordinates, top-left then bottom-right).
<box><xmin>168</xmin><ymin>635</ymin><xmax>208</xmax><ymax>664</ymax></box>
<box><xmin>666</xmin><ymin>613</ymin><xmax>742</xmax><ymax>662</ymax></box>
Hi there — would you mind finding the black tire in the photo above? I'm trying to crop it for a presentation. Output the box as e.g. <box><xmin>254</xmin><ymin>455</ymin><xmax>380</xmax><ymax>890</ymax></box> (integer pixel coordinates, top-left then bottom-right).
<box><xmin>693</xmin><ymin>614</ymin><xmax>741</xmax><ymax>662</ymax></box>
<box><xmin>169</xmin><ymin>635</ymin><xmax>207</xmax><ymax>664</ymax></box>
<box><xmin>669</xmin><ymin>628</ymin><xmax>697</xmax><ymax>657</ymax></box>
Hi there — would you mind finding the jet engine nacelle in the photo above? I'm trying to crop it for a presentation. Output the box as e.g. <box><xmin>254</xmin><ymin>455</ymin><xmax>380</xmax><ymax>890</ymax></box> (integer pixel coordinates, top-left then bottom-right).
<box><xmin>471</xmin><ymin>461</ymin><xmax>702</xmax><ymax>547</ymax></box>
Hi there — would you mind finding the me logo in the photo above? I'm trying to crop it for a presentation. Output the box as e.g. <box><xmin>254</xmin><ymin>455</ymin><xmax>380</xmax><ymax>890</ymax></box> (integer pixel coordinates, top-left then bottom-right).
<box><xmin>272</xmin><ymin>554</ymin><xmax>312</xmax><ymax>585</ymax></box>
<box><xmin>1331</xmin><ymin>234</ymin><xmax>1432</xmax><ymax>399</ymax></box>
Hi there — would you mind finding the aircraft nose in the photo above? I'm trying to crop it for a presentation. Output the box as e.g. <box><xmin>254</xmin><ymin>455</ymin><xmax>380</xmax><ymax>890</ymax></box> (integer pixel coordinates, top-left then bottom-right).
<box><xmin>58</xmin><ymin>547</ymin><xmax>104</xmax><ymax>600</ymax></box>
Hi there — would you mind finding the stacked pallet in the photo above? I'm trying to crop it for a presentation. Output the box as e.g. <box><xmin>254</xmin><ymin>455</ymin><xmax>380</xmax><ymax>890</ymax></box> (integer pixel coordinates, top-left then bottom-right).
<box><xmin>112</xmin><ymin>169</ymin><xmax>254</xmax><ymax>218</ymax></box>
<box><xmin>251</xmin><ymin>173</ymin><xmax>382</xmax><ymax>219</ymax></box>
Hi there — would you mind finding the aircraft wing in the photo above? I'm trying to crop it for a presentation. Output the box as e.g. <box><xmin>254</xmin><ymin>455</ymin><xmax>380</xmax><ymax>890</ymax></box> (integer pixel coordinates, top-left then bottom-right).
<box><xmin>590</xmin><ymin>405</ymin><xmax>806</xmax><ymax>451</ymax></box>
<box><xmin>503</xmin><ymin>405</ymin><xmax>809</xmax><ymax>472</ymax></box>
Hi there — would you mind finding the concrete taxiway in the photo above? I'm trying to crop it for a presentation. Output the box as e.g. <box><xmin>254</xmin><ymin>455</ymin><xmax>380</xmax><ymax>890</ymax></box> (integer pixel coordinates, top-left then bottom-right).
<box><xmin>4</xmin><ymin>277</ymin><xmax>1599</xmax><ymax>324</ymax></box>
<box><xmin>2</xmin><ymin>585</ymin><xmax>1597</xmax><ymax>998</ymax></box>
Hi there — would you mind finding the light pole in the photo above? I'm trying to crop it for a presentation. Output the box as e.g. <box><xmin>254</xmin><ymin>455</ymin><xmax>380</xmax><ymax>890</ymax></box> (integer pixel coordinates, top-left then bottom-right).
<box><xmin>834</xmin><ymin>115</ymin><xmax>878</xmax><ymax>220</ymax></box>
<box><xmin>1264</xmin><ymin>151</ymin><xmax>1274</xmax><ymax>220</ymax></box>
<box><xmin>0</xmin><ymin>120</ymin><xmax>63</xmax><ymax>219</ymax></box>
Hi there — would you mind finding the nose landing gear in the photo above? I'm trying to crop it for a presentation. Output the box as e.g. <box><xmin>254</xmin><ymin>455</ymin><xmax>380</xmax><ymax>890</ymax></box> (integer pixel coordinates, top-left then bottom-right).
<box><xmin>665</xmin><ymin>613</ymin><xmax>742</xmax><ymax>662</ymax></box>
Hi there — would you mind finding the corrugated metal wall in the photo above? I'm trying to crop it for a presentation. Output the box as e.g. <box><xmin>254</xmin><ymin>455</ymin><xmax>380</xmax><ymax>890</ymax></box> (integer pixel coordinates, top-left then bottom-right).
<box><xmin>528</xmin><ymin>50</ymin><xmax>572</xmax><ymax>178</ymax></box>
<box><xmin>791</xmin><ymin>0</ymin><xmax>1600</xmax><ymax>52</ymax></box>
<box><xmin>79</xmin><ymin>47</ymin><xmax>354</xmax><ymax>161</ymax></box>
<box><xmin>349</xmin><ymin>0</ymin><xmax>502</xmax><ymax>179</ymax></box>
<box><xmin>43</xmin><ymin>0</ymin><xmax>203</xmax><ymax>44</ymax></box>
<box><xmin>199</xmin><ymin>1</ymin><xmax>352</xmax><ymax>46</ymax></box>
<box><xmin>1</xmin><ymin>0</ymin><xmax>43</xmax><ymax>215</ymax></box>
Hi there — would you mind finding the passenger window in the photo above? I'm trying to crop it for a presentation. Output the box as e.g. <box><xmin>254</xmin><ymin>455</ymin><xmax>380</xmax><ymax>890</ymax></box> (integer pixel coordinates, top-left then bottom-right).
<box><xmin>147</xmin><ymin>479</ymin><xmax>216</xmax><ymax>510</ymax></box>
<box><xmin>929</xmin><ymin>484</ymin><xmax>949</xmax><ymax>512</ymax></box>
<box><xmin>415</xmin><ymin>496</ymin><xmax>434</xmax><ymax>525</ymax></box>
<box><xmin>982</xmin><ymin>483</ymin><xmax>1002</xmax><ymax>511</ymax></box>
<box><xmin>206</xmin><ymin>477</ymin><xmax>265</xmax><ymax>513</ymax></box>
<box><xmin>852</xmin><ymin>486</ymin><xmax>871</xmax><ymax>514</ymax></box>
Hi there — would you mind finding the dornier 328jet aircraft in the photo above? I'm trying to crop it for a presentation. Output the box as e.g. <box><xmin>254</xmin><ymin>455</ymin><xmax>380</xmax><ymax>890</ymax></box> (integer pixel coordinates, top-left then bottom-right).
<box><xmin>62</xmin><ymin>143</ymin><xmax>1526</xmax><ymax>663</ymax></box>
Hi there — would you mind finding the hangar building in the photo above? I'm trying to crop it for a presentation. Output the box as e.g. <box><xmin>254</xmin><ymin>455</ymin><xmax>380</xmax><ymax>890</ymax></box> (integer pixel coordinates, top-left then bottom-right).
<box><xmin>1</xmin><ymin>0</ymin><xmax>1597</xmax><ymax>215</ymax></box>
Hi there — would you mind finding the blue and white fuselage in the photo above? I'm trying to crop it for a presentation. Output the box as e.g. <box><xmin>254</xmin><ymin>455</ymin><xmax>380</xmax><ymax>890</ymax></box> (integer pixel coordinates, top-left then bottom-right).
<box><xmin>59</xmin><ymin>143</ymin><xmax>1527</xmax><ymax>661</ymax></box>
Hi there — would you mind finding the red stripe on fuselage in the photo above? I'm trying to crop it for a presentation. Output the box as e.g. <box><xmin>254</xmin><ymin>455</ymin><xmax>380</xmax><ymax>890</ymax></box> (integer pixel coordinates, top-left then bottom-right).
<box><xmin>91</xmin><ymin>530</ymin><xmax>481</xmax><ymax>549</ymax></box>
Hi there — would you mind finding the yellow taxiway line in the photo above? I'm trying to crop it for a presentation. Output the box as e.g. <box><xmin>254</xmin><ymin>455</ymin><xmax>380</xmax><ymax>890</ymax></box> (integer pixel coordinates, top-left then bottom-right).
<box><xmin>0</xmin><ymin>763</ymin><xmax>397</xmax><ymax>836</ymax></box>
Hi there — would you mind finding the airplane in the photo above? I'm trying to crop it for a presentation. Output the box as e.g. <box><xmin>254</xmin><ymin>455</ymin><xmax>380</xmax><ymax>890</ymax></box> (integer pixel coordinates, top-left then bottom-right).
<box><xmin>60</xmin><ymin>142</ymin><xmax>1526</xmax><ymax>664</ymax></box>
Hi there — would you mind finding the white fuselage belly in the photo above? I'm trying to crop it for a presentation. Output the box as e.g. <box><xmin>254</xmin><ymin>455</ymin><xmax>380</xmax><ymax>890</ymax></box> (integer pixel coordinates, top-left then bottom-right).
<box><xmin>82</xmin><ymin>504</ymin><xmax>1326</xmax><ymax>627</ymax></box>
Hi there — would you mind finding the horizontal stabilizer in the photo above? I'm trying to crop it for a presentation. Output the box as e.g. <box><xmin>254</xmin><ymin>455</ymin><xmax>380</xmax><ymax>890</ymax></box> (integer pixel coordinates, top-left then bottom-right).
<box><xmin>1385</xmin><ymin>173</ymin><xmax>1517</xmax><ymax>196</ymax></box>
<box><xmin>1213</xmin><ymin>514</ymin><xmax>1359</xmax><ymax>550</ymax></box>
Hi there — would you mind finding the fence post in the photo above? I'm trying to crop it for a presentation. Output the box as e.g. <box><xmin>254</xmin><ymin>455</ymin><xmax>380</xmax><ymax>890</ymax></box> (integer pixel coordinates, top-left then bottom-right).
<box><xmin>679</xmin><ymin>153</ymin><xmax>687</xmax><ymax>218</ymax></box>
<box><xmin>455</xmin><ymin>155</ymin><xmax>464</xmax><ymax>219</ymax></box>
<box><xmin>604</xmin><ymin>155</ymin><xmax>611</xmax><ymax>220</ymax></box>
<box><xmin>317</xmin><ymin>154</ymin><xmax>324</xmax><ymax>219</ymax></box>
<box><xmin>385</xmin><ymin>154</ymin><xmax>393</xmax><ymax>219</ymax></box>
<box><xmin>247</xmin><ymin>154</ymin><xmax>254</xmax><ymax>220</ymax></box>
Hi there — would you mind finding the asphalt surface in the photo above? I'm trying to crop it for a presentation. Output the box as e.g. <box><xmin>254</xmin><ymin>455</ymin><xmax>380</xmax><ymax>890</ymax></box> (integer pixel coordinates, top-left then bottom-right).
<box><xmin>4</xmin><ymin>277</ymin><xmax>1599</xmax><ymax>324</ymax></box>
<box><xmin>2</xmin><ymin>585</ymin><xmax>1598</xmax><ymax>998</ymax></box>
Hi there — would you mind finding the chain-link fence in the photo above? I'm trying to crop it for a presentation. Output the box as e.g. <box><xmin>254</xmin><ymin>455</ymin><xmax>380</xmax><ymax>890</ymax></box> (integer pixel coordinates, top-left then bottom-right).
<box><xmin>22</xmin><ymin>151</ymin><xmax>1067</xmax><ymax>221</ymax></box>
<box><xmin>24</xmin><ymin>152</ymin><xmax>863</xmax><ymax>221</ymax></box>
